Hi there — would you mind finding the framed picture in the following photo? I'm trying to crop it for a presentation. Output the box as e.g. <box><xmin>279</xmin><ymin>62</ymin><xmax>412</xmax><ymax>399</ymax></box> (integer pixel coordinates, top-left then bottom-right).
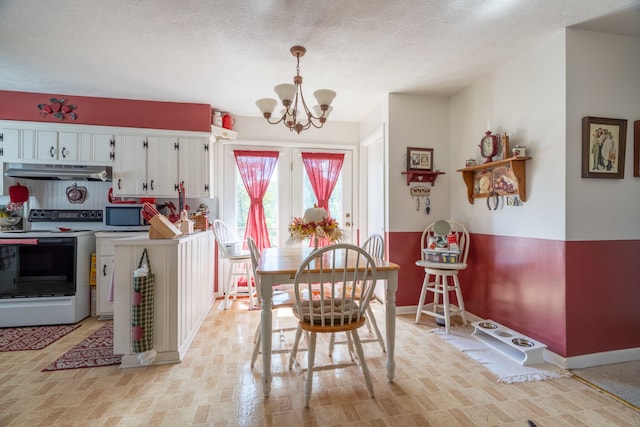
<box><xmin>407</xmin><ymin>147</ymin><xmax>434</xmax><ymax>171</ymax></box>
<box><xmin>582</xmin><ymin>116</ymin><xmax>627</xmax><ymax>179</ymax></box>
<box><xmin>634</xmin><ymin>120</ymin><xmax>640</xmax><ymax>177</ymax></box>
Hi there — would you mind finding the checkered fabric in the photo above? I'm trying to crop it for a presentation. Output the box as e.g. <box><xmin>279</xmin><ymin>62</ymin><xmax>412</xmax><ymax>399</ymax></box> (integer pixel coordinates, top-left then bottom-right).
<box><xmin>131</xmin><ymin>249</ymin><xmax>154</xmax><ymax>353</ymax></box>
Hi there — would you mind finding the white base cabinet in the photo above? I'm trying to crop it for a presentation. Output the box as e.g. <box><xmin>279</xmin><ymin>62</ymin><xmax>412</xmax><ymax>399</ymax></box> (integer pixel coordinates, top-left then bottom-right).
<box><xmin>95</xmin><ymin>232</ymin><xmax>148</xmax><ymax>320</ymax></box>
<box><xmin>113</xmin><ymin>231</ymin><xmax>214</xmax><ymax>367</ymax></box>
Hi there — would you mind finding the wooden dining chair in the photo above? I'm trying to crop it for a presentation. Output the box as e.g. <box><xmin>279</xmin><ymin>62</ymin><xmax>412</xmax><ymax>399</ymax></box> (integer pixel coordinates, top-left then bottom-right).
<box><xmin>246</xmin><ymin>237</ymin><xmax>300</xmax><ymax>368</ymax></box>
<box><xmin>328</xmin><ymin>233</ymin><xmax>386</xmax><ymax>356</ymax></box>
<box><xmin>212</xmin><ymin>219</ymin><xmax>255</xmax><ymax>309</ymax></box>
<box><xmin>288</xmin><ymin>243</ymin><xmax>378</xmax><ymax>407</ymax></box>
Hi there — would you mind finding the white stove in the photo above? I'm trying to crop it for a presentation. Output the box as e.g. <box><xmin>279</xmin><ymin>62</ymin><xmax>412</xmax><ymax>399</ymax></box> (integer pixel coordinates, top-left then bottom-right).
<box><xmin>0</xmin><ymin>209</ymin><xmax>103</xmax><ymax>327</ymax></box>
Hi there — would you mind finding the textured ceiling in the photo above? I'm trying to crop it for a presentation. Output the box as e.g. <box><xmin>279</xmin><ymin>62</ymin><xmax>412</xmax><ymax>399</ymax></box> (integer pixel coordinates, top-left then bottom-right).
<box><xmin>0</xmin><ymin>0</ymin><xmax>639</xmax><ymax>123</ymax></box>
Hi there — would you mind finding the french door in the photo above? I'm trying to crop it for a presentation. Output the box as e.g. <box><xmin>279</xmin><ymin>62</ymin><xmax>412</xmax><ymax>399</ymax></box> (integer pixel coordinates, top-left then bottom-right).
<box><xmin>222</xmin><ymin>144</ymin><xmax>354</xmax><ymax>247</ymax></box>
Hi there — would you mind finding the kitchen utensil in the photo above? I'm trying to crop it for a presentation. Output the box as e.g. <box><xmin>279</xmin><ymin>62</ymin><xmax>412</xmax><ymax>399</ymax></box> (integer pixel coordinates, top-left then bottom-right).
<box><xmin>142</xmin><ymin>203</ymin><xmax>161</xmax><ymax>221</ymax></box>
<box><xmin>178</xmin><ymin>182</ymin><xmax>185</xmax><ymax>212</ymax></box>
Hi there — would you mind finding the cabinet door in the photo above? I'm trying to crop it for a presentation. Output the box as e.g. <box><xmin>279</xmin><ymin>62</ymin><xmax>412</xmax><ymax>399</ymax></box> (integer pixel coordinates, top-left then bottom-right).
<box><xmin>147</xmin><ymin>136</ymin><xmax>178</xmax><ymax>197</ymax></box>
<box><xmin>113</xmin><ymin>135</ymin><xmax>147</xmax><ymax>196</ymax></box>
<box><xmin>78</xmin><ymin>133</ymin><xmax>113</xmax><ymax>164</ymax></box>
<box><xmin>92</xmin><ymin>134</ymin><xmax>114</xmax><ymax>164</ymax></box>
<box><xmin>56</xmin><ymin>132</ymin><xmax>81</xmax><ymax>161</ymax></box>
<box><xmin>0</xmin><ymin>128</ymin><xmax>20</xmax><ymax>161</ymax></box>
<box><xmin>38</xmin><ymin>130</ymin><xmax>79</xmax><ymax>161</ymax></box>
<box><xmin>179</xmin><ymin>137</ymin><xmax>213</xmax><ymax>198</ymax></box>
<box><xmin>96</xmin><ymin>255</ymin><xmax>114</xmax><ymax>319</ymax></box>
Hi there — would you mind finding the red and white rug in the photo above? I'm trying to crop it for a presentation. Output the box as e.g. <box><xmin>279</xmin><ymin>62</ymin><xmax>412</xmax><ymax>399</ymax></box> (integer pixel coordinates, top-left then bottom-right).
<box><xmin>42</xmin><ymin>323</ymin><xmax>122</xmax><ymax>371</ymax></box>
<box><xmin>0</xmin><ymin>324</ymin><xmax>81</xmax><ymax>351</ymax></box>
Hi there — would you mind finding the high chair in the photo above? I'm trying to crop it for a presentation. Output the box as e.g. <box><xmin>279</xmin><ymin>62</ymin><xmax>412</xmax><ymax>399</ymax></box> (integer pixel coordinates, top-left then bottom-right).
<box><xmin>415</xmin><ymin>220</ymin><xmax>470</xmax><ymax>333</ymax></box>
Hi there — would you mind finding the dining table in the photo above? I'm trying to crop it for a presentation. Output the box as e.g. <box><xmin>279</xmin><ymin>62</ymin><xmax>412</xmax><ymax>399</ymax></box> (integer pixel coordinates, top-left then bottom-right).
<box><xmin>256</xmin><ymin>246</ymin><xmax>400</xmax><ymax>397</ymax></box>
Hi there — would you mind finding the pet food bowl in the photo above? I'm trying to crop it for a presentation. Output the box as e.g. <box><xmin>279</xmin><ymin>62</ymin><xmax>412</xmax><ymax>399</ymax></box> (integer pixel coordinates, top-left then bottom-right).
<box><xmin>512</xmin><ymin>338</ymin><xmax>534</xmax><ymax>347</ymax></box>
<box><xmin>478</xmin><ymin>322</ymin><xmax>498</xmax><ymax>329</ymax></box>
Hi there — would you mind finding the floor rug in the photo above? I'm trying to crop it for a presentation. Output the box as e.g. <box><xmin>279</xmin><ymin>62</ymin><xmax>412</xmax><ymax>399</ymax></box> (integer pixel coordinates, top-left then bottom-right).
<box><xmin>431</xmin><ymin>326</ymin><xmax>572</xmax><ymax>383</ymax></box>
<box><xmin>572</xmin><ymin>361</ymin><xmax>640</xmax><ymax>411</ymax></box>
<box><xmin>42</xmin><ymin>323</ymin><xmax>121</xmax><ymax>371</ymax></box>
<box><xmin>0</xmin><ymin>324</ymin><xmax>81</xmax><ymax>351</ymax></box>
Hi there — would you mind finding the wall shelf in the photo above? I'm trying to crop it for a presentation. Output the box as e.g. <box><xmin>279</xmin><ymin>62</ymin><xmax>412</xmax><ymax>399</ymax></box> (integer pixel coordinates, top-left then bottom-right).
<box><xmin>457</xmin><ymin>157</ymin><xmax>531</xmax><ymax>204</ymax></box>
<box><xmin>401</xmin><ymin>170</ymin><xmax>445</xmax><ymax>186</ymax></box>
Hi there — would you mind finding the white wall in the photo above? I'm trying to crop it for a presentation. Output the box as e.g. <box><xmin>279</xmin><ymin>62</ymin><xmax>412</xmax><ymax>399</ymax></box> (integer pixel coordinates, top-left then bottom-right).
<box><xmin>449</xmin><ymin>30</ymin><xmax>568</xmax><ymax>240</ymax></box>
<box><xmin>566</xmin><ymin>29</ymin><xmax>640</xmax><ymax>241</ymax></box>
<box><xmin>233</xmin><ymin>116</ymin><xmax>359</xmax><ymax>145</ymax></box>
<box><xmin>387</xmin><ymin>93</ymin><xmax>451</xmax><ymax>232</ymax></box>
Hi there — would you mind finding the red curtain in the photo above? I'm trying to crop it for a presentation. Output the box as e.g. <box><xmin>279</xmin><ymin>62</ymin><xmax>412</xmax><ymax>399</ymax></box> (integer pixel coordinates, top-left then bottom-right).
<box><xmin>301</xmin><ymin>152</ymin><xmax>345</xmax><ymax>247</ymax></box>
<box><xmin>234</xmin><ymin>150</ymin><xmax>279</xmax><ymax>251</ymax></box>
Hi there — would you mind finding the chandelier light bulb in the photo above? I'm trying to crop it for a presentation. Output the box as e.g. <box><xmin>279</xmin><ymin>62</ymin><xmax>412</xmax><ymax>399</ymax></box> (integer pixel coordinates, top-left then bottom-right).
<box><xmin>256</xmin><ymin>45</ymin><xmax>336</xmax><ymax>134</ymax></box>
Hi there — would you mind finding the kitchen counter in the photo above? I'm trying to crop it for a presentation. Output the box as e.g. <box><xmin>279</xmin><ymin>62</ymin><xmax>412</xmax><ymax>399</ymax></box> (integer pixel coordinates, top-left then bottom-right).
<box><xmin>112</xmin><ymin>230</ymin><xmax>214</xmax><ymax>367</ymax></box>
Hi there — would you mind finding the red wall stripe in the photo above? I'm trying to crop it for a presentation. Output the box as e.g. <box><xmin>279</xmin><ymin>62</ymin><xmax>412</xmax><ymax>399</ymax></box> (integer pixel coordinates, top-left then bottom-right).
<box><xmin>0</xmin><ymin>90</ymin><xmax>211</xmax><ymax>132</ymax></box>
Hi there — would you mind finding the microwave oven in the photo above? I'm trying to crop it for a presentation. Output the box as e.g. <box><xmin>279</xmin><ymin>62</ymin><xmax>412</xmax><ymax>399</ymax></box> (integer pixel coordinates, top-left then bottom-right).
<box><xmin>104</xmin><ymin>205</ymin><xmax>148</xmax><ymax>227</ymax></box>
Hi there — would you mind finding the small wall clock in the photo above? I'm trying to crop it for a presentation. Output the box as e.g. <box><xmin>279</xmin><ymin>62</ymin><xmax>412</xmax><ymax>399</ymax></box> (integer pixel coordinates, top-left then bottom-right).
<box><xmin>479</xmin><ymin>130</ymin><xmax>500</xmax><ymax>163</ymax></box>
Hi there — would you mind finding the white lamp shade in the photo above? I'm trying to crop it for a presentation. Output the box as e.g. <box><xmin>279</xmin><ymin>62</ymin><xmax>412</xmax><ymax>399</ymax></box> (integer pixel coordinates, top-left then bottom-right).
<box><xmin>313</xmin><ymin>89</ymin><xmax>336</xmax><ymax>106</ymax></box>
<box><xmin>256</xmin><ymin>98</ymin><xmax>277</xmax><ymax>114</ymax></box>
<box><xmin>313</xmin><ymin>105</ymin><xmax>333</xmax><ymax>118</ymax></box>
<box><xmin>274</xmin><ymin>83</ymin><xmax>297</xmax><ymax>103</ymax></box>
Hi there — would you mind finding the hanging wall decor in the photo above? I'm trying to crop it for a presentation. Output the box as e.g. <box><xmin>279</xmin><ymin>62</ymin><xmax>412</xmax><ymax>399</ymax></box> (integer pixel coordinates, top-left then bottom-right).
<box><xmin>407</xmin><ymin>147</ymin><xmax>434</xmax><ymax>171</ymax></box>
<box><xmin>37</xmin><ymin>97</ymin><xmax>78</xmax><ymax>120</ymax></box>
<box><xmin>582</xmin><ymin>116</ymin><xmax>627</xmax><ymax>179</ymax></box>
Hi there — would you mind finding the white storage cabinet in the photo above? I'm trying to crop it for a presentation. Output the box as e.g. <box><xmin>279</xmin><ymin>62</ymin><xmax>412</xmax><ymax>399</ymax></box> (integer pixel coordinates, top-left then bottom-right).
<box><xmin>95</xmin><ymin>231</ymin><xmax>148</xmax><ymax>319</ymax></box>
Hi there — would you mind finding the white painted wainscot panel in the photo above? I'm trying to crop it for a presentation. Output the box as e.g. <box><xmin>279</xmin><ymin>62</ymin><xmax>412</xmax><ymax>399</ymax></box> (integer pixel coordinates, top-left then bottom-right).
<box><xmin>113</xmin><ymin>230</ymin><xmax>214</xmax><ymax>367</ymax></box>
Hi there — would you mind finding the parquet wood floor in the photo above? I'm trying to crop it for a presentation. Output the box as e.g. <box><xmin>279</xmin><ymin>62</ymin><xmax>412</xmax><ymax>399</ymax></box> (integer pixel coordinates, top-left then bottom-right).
<box><xmin>1</xmin><ymin>300</ymin><xmax>638</xmax><ymax>426</ymax></box>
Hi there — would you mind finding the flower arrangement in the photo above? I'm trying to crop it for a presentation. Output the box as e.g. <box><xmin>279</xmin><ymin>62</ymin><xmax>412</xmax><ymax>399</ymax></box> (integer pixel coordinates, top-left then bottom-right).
<box><xmin>288</xmin><ymin>205</ymin><xmax>346</xmax><ymax>246</ymax></box>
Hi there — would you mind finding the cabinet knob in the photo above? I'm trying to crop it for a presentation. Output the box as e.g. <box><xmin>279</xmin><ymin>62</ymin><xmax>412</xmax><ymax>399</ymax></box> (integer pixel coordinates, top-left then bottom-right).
<box><xmin>50</xmin><ymin>146</ymin><xmax>56</xmax><ymax>158</ymax></box>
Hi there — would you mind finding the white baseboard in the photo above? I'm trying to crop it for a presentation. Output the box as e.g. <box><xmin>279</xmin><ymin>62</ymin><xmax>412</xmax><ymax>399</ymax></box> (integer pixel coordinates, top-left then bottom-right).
<box><xmin>547</xmin><ymin>346</ymin><xmax>640</xmax><ymax>369</ymax></box>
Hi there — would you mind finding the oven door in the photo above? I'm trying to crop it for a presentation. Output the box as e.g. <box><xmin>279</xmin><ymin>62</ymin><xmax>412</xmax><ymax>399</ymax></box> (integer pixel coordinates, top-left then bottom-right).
<box><xmin>0</xmin><ymin>237</ymin><xmax>76</xmax><ymax>298</ymax></box>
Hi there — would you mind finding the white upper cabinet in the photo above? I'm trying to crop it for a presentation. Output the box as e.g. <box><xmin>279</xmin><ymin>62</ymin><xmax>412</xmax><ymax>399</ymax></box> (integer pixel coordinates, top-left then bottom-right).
<box><xmin>0</xmin><ymin>121</ymin><xmax>115</xmax><ymax>165</ymax></box>
<box><xmin>113</xmin><ymin>133</ymin><xmax>212</xmax><ymax>198</ymax></box>
<box><xmin>146</xmin><ymin>136</ymin><xmax>179</xmax><ymax>197</ymax></box>
<box><xmin>178</xmin><ymin>137</ymin><xmax>213</xmax><ymax>198</ymax></box>
<box><xmin>113</xmin><ymin>135</ymin><xmax>148</xmax><ymax>196</ymax></box>
<box><xmin>0</xmin><ymin>128</ymin><xmax>20</xmax><ymax>161</ymax></box>
<box><xmin>39</xmin><ymin>130</ymin><xmax>77</xmax><ymax>161</ymax></box>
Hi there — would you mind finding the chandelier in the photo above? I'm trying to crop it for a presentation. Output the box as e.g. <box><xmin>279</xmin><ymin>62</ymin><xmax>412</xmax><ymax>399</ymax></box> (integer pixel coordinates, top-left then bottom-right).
<box><xmin>256</xmin><ymin>46</ymin><xmax>336</xmax><ymax>134</ymax></box>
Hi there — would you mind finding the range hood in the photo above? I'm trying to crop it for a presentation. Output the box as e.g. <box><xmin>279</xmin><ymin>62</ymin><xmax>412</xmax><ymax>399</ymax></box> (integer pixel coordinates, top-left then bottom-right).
<box><xmin>4</xmin><ymin>163</ymin><xmax>112</xmax><ymax>181</ymax></box>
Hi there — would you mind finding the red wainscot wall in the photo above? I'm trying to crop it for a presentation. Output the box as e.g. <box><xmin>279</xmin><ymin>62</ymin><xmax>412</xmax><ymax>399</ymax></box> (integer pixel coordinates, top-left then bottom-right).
<box><xmin>389</xmin><ymin>230</ymin><xmax>640</xmax><ymax>358</ymax></box>
<box><xmin>565</xmin><ymin>240</ymin><xmax>640</xmax><ymax>357</ymax></box>
<box><xmin>0</xmin><ymin>90</ymin><xmax>211</xmax><ymax>132</ymax></box>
